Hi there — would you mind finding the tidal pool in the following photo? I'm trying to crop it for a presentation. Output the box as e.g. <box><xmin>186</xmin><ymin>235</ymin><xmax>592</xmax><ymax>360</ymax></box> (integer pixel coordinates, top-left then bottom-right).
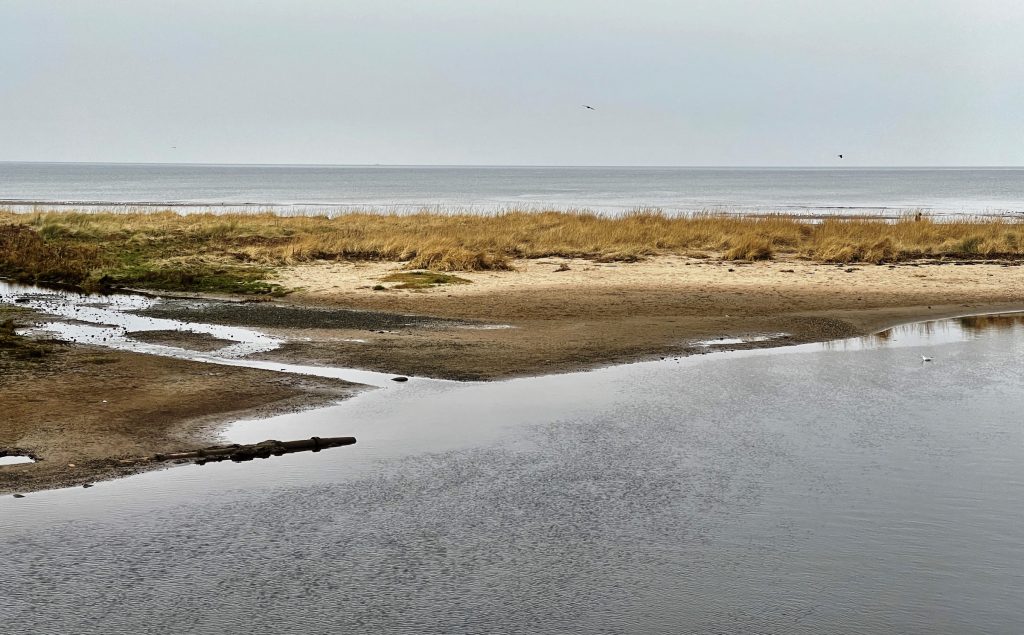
<box><xmin>3</xmin><ymin>283</ymin><xmax>1024</xmax><ymax>633</ymax></box>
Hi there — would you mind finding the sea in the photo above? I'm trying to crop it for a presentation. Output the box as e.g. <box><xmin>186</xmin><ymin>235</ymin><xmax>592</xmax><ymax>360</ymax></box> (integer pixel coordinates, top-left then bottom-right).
<box><xmin>1</xmin><ymin>162</ymin><xmax>1023</xmax><ymax>217</ymax></box>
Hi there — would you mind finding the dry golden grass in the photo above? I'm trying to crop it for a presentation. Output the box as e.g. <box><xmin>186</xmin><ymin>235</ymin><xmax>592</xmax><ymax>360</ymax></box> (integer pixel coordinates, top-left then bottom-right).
<box><xmin>2</xmin><ymin>209</ymin><xmax>1023</xmax><ymax>292</ymax></box>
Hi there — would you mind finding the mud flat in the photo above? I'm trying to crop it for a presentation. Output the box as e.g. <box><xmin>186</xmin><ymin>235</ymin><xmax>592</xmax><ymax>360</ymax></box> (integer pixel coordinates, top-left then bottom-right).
<box><xmin>126</xmin><ymin>329</ymin><xmax>236</xmax><ymax>352</ymax></box>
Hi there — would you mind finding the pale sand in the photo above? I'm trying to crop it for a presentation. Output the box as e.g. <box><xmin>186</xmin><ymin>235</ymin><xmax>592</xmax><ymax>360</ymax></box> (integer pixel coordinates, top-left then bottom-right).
<box><xmin>279</xmin><ymin>255</ymin><xmax>1024</xmax><ymax>309</ymax></box>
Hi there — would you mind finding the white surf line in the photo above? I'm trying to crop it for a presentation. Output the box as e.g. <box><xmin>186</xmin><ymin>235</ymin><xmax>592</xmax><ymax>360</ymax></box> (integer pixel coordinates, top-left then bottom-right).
<box><xmin>0</xmin><ymin>281</ymin><xmax>413</xmax><ymax>388</ymax></box>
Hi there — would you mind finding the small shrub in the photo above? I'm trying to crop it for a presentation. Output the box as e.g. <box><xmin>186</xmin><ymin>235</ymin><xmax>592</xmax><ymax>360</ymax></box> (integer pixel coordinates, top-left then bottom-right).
<box><xmin>956</xmin><ymin>235</ymin><xmax>984</xmax><ymax>255</ymax></box>
<box><xmin>1004</xmin><ymin>232</ymin><xmax>1019</xmax><ymax>250</ymax></box>
<box><xmin>814</xmin><ymin>243</ymin><xmax>861</xmax><ymax>263</ymax></box>
<box><xmin>725</xmin><ymin>237</ymin><xmax>774</xmax><ymax>261</ymax></box>
<box><xmin>862</xmin><ymin>237</ymin><xmax>895</xmax><ymax>264</ymax></box>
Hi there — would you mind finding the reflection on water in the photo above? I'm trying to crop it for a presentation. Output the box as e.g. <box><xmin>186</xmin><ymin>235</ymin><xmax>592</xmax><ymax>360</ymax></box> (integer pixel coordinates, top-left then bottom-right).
<box><xmin>822</xmin><ymin>311</ymin><xmax>1024</xmax><ymax>352</ymax></box>
<box><xmin>958</xmin><ymin>313</ymin><xmax>1024</xmax><ymax>333</ymax></box>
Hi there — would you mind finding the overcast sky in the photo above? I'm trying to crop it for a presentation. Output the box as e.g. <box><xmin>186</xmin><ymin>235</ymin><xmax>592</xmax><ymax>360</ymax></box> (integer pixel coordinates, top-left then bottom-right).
<box><xmin>1</xmin><ymin>0</ymin><xmax>1022</xmax><ymax>166</ymax></box>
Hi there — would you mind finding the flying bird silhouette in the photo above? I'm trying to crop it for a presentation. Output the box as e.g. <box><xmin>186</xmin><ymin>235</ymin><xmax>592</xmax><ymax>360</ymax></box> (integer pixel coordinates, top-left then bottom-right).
<box><xmin>837</xmin><ymin>154</ymin><xmax>843</xmax><ymax>159</ymax></box>
<box><xmin>582</xmin><ymin>105</ymin><xmax>596</xmax><ymax>110</ymax></box>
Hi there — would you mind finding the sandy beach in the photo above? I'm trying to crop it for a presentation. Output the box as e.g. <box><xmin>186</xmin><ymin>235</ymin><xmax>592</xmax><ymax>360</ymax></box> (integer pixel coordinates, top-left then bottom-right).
<box><xmin>3</xmin><ymin>254</ymin><xmax>1024</xmax><ymax>494</ymax></box>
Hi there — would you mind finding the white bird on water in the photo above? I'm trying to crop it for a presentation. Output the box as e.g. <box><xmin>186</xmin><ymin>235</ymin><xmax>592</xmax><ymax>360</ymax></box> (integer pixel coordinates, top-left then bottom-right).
<box><xmin>921</xmin><ymin>355</ymin><xmax>933</xmax><ymax>362</ymax></box>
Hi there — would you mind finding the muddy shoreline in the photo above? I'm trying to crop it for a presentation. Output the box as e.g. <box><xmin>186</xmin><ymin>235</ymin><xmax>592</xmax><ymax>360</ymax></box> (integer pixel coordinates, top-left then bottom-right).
<box><xmin>0</xmin><ymin>335</ymin><xmax>362</xmax><ymax>495</ymax></box>
<box><xmin>3</xmin><ymin>255</ymin><xmax>1024</xmax><ymax>495</ymax></box>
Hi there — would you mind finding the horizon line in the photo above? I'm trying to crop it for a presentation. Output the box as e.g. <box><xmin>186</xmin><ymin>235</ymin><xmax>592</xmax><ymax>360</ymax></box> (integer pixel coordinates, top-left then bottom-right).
<box><xmin>1</xmin><ymin>161</ymin><xmax>1022</xmax><ymax>170</ymax></box>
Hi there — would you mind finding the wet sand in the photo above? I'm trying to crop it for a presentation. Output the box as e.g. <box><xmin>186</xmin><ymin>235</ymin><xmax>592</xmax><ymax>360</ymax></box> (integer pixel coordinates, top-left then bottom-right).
<box><xmin>3</xmin><ymin>255</ymin><xmax>1024</xmax><ymax>494</ymax></box>
<box><xmin>0</xmin><ymin>340</ymin><xmax>360</xmax><ymax>495</ymax></box>
<box><xmin>127</xmin><ymin>330</ymin><xmax>236</xmax><ymax>352</ymax></box>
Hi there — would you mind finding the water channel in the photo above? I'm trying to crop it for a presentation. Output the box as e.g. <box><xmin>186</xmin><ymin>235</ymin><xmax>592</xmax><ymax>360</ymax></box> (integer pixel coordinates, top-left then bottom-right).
<box><xmin>2</xmin><ymin>282</ymin><xmax>1024</xmax><ymax>633</ymax></box>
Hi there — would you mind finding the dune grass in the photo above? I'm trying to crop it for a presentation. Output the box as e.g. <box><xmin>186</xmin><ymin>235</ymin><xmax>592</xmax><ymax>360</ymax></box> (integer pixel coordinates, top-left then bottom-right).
<box><xmin>1</xmin><ymin>209</ymin><xmax>1023</xmax><ymax>294</ymax></box>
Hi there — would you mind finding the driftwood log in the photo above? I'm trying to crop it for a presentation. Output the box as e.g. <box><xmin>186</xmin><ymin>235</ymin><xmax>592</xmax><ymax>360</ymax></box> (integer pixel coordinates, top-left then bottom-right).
<box><xmin>151</xmin><ymin>436</ymin><xmax>356</xmax><ymax>465</ymax></box>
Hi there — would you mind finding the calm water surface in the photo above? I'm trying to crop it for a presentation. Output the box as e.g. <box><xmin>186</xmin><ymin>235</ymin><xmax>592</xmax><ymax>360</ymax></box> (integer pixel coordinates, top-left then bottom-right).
<box><xmin>2</xmin><ymin>163</ymin><xmax>1024</xmax><ymax>216</ymax></box>
<box><xmin>2</xmin><ymin>300</ymin><xmax>1024</xmax><ymax>633</ymax></box>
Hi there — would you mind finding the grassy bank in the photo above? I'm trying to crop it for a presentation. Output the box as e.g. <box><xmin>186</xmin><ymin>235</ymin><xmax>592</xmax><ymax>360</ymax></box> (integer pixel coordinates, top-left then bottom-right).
<box><xmin>2</xmin><ymin>209</ymin><xmax>1023</xmax><ymax>294</ymax></box>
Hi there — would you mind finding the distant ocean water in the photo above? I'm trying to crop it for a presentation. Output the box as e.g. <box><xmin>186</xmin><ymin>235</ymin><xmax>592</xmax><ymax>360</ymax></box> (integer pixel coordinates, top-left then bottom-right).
<box><xmin>1</xmin><ymin>163</ymin><xmax>1023</xmax><ymax>217</ymax></box>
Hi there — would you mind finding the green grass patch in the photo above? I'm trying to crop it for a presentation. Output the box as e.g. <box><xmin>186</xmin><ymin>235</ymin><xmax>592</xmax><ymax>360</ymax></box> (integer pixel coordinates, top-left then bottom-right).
<box><xmin>381</xmin><ymin>271</ymin><xmax>472</xmax><ymax>289</ymax></box>
<box><xmin>93</xmin><ymin>262</ymin><xmax>287</xmax><ymax>296</ymax></box>
<box><xmin>0</xmin><ymin>221</ymin><xmax>287</xmax><ymax>297</ymax></box>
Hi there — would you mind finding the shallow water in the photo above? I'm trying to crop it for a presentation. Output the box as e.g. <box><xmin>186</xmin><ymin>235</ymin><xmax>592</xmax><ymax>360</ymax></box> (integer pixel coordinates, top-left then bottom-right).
<box><xmin>3</xmin><ymin>287</ymin><xmax>1024</xmax><ymax>632</ymax></box>
<box><xmin>0</xmin><ymin>281</ymin><xmax>416</xmax><ymax>388</ymax></box>
<box><xmin>3</xmin><ymin>163</ymin><xmax>1024</xmax><ymax>216</ymax></box>
<box><xmin>0</xmin><ymin>456</ymin><xmax>34</xmax><ymax>466</ymax></box>
<box><xmin>0</xmin><ymin>281</ymin><xmax>281</xmax><ymax>358</ymax></box>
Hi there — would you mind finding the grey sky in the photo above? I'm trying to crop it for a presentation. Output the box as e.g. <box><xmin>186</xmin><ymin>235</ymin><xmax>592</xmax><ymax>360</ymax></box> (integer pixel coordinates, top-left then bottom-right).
<box><xmin>1</xmin><ymin>0</ymin><xmax>1021</xmax><ymax>166</ymax></box>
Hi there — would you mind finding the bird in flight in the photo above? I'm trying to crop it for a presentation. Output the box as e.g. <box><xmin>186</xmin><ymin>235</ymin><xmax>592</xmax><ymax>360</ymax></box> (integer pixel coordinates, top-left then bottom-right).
<box><xmin>837</xmin><ymin>154</ymin><xmax>843</xmax><ymax>159</ymax></box>
<box><xmin>582</xmin><ymin>105</ymin><xmax>596</xmax><ymax>110</ymax></box>
<box><xmin>921</xmin><ymin>355</ymin><xmax>933</xmax><ymax>362</ymax></box>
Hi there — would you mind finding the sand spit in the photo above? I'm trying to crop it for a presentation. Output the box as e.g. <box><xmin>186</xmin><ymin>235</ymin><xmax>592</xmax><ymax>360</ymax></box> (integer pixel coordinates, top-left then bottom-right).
<box><xmin>4</xmin><ymin>254</ymin><xmax>1024</xmax><ymax>494</ymax></box>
